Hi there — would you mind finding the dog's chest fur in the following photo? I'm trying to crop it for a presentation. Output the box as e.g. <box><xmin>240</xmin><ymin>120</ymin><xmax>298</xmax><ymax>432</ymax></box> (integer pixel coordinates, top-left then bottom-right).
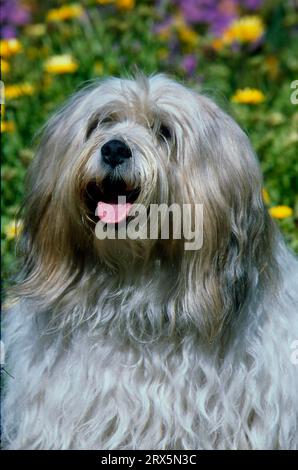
<box><xmin>4</xmin><ymin>292</ymin><xmax>297</xmax><ymax>450</ymax></box>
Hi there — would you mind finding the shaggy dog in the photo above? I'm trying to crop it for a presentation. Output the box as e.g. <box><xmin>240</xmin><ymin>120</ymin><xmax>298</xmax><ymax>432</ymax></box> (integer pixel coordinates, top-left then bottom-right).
<box><xmin>2</xmin><ymin>74</ymin><xmax>298</xmax><ymax>450</ymax></box>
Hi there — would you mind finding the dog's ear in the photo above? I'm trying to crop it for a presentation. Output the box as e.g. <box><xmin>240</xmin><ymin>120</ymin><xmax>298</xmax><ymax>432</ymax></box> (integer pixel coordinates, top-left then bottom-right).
<box><xmin>178</xmin><ymin>94</ymin><xmax>278</xmax><ymax>342</ymax></box>
<box><xmin>16</xmin><ymin>88</ymin><xmax>95</xmax><ymax>298</ymax></box>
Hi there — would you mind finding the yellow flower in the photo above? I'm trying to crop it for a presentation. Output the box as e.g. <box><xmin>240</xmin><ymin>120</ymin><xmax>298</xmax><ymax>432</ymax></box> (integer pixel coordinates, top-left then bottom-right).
<box><xmin>222</xmin><ymin>16</ymin><xmax>264</xmax><ymax>44</ymax></box>
<box><xmin>116</xmin><ymin>0</ymin><xmax>135</xmax><ymax>10</ymax></box>
<box><xmin>177</xmin><ymin>25</ymin><xmax>198</xmax><ymax>47</ymax></box>
<box><xmin>44</xmin><ymin>55</ymin><xmax>78</xmax><ymax>74</ymax></box>
<box><xmin>3</xmin><ymin>220</ymin><xmax>23</xmax><ymax>240</ymax></box>
<box><xmin>46</xmin><ymin>4</ymin><xmax>84</xmax><ymax>22</ymax></box>
<box><xmin>269</xmin><ymin>206</ymin><xmax>294</xmax><ymax>220</ymax></box>
<box><xmin>173</xmin><ymin>15</ymin><xmax>199</xmax><ymax>48</ymax></box>
<box><xmin>231</xmin><ymin>88</ymin><xmax>265</xmax><ymax>105</ymax></box>
<box><xmin>0</xmin><ymin>38</ymin><xmax>22</xmax><ymax>57</ymax></box>
<box><xmin>5</xmin><ymin>83</ymin><xmax>35</xmax><ymax>100</ymax></box>
<box><xmin>96</xmin><ymin>0</ymin><xmax>135</xmax><ymax>12</ymax></box>
<box><xmin>1</xmin><ymin>59</ymin><xmax>10</xmax><ymax>73</ymax></box>
<box><xmin>262</xmin><ymin>188</ymin><xmax>270</xmax><ymax>205</ymax></box>
<box><xmin>97</xmin><ymin>0</ymin><xmax>135</xmax><ymax>10</ymax></box>
<box><xmin>1</xmin><ymin>121</ymin><xmax>15</xmax><ymax>133</ymax></box>
<box><xmin>25</xmin><ymin>23</ymin><xmax>47</xmax><ymax>37</ymax></box>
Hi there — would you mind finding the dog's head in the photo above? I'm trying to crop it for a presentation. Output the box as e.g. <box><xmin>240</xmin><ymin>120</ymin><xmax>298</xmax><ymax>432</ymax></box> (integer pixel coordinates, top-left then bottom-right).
<box><xmin>18</xmin><ymin>74</ymin><xmax>277</xmax><ymax>339</ymax></box>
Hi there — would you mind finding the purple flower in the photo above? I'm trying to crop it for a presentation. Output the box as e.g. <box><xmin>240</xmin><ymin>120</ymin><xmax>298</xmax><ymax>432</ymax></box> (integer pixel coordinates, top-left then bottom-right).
<box><xmin>177</xmin><ymin>0</ymin><xmax>218</xmax><ymax>24</ymax></box>
<box><xmin>0</xmin><ymin>0</ymin><xmax>31</xmax><ymax>39</ymax></box>
<box><xmin>1</xmin><ymin>24</ymin><xmax>17</xmax><ymax>39</ymax></box>
<box><xmin>175</xmin><ymin>0</ymin><xmax>237</xmax><ymax>35</ymax></box>
<box><xmin>181</xmin><ymin>54</ymin><xmax>198</xmax><ymax>75</ymax></box>
<box><xmin>211</xmin><ymin>14</ymin><xmax>235</xmax><ymax>36</ymax></box>
<box><xmin>156</xmin><ymin>1</ymin><xmax>264</xmax><ymax>42</ymax></box>
<box><xmin>242</xmin><ymin>0</ymin><xmax>263</xmax><ymax>10</ymax></box>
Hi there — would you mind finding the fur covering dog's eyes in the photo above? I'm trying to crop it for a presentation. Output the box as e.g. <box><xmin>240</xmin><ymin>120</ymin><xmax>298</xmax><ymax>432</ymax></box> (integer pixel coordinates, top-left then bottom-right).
<box><xmin>86</xmin><ymin>118</ymin><xmax>99</xmax><ymax>139</ymax></box>
<box><xmin>86</xmin><ymin>114</ymin><xmax>117</xmax><ymax>139</ymax></box>
<box><xmin>159</xmin><ymin>123</ymin><xmax>171</xmax><ymax>141</ymax></box>
<box><xmin>101</xmin><ymin>115</ymin><xmax>116</xmax><ymax>125</ymax></box>
<box><xmin>151</xmin><ymin>122</ymin><xmax>172</xmax><ymax>142</ymax></box>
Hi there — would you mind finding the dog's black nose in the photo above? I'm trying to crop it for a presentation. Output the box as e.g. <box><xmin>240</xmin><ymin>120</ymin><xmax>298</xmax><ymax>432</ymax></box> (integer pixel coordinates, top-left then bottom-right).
<box><xmin>101</xmin><ymin>139</ymin><xmax>132</xmax><ymax>167</ymax></box>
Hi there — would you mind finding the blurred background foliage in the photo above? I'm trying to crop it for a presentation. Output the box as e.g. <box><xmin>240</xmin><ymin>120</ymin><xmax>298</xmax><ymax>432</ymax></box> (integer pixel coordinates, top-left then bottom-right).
<box><xmin>1</xmin><ymin>0</ymin><xmax>298</xmax><ymax>281</ymax></box>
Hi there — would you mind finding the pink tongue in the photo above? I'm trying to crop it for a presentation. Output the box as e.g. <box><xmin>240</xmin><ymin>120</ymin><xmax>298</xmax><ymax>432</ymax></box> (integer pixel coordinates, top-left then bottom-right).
<box><xmin>96</xmin><ymin>201</ymin><xmax>132</xmax><ymax>224</ymax></box>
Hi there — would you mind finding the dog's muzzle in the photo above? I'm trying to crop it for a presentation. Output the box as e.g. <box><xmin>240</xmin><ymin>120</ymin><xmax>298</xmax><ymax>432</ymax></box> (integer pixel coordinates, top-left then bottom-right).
<box><xmin>83</xmin><ymin>139</ymin><xmax>138</xmax><ymax>224</ymax></box>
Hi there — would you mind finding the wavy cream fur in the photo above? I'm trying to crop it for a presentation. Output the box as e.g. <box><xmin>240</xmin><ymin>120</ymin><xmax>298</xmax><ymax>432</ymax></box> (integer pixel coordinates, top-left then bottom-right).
<box><xmin>2</xmin><ymin>74</ymin><xmax>298</xmax><ymax>449</ymax></box>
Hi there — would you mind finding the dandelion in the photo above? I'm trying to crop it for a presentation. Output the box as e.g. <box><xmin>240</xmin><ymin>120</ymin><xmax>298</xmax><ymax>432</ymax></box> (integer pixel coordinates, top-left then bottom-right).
<box><xmin>222</xmin><ymin>16</ymin><xmax>264</xmax><ymax>44</ymax></box>
<box><xmin>3</xmin><ymin>220</ymin><xmax>23</xmax><ymax>240</ymax></box>
<box><xmin>1</xmin><ymin>121</ymin><xmax>15</xmax><ymax>133</ymax></box>
<box><xmin>5</xmin><ymin>83</ymin><xmax>35</xmax><ymax>100</ymax></box>
<box><xmin>269</xmin><ymin>206</ymin><xmax>294</xmax><ymax>220</ymax></box>
<box><xmin>0</xmin><ymin>38</ymin><xmax>22</xmax><ymax>57</ymax></box>
<box><xmin>116</xmin><ymin>0</ymin><xmax>135</xmax><ymax>10</ymax></box>
<box><xmin>1</xmin><ymin>59</ymin><xmax>10</xmax><ymax>73</ymax></box>
<box><xmin>44</xmin><ymin>55</ymin><xmax>78</xmax><ymax>74</ymax></box>
<box><xmin>231</xmin><ymin>88</ymin><xmax>265</xmax><ymax>105</ymax></box>
<box><xmin>46</xmin><ymin>4</ymin><xmax>84</xmax><ymax>22</ymax></box>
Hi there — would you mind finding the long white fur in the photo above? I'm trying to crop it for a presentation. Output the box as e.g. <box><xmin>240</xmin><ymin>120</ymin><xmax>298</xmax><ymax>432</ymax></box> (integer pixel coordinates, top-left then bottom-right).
<box><xmin>2</xmin><ymin>74</ymin><xmax>298</xmax><ymax>449</ymax></box>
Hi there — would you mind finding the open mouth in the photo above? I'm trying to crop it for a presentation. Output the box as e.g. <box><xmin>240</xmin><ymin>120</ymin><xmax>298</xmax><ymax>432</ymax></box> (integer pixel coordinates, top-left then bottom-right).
<box><xmin>85</xmin><ymin>177</ymin><xmax>140</xmax><ymax>224</ymax></box>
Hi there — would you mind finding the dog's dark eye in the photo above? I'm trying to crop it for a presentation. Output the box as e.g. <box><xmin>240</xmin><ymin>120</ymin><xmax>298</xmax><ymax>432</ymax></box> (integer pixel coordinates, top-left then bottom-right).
<box><xmin>86</xmin><ymin>114</ymin><xmax>116</xmax><ymax>139</ymax></box>
<box><xmin>86</xmin><ymin>119</ymin><xmax>99</xmax><ymax>139</ymax></box>
<box><xmin>159</xmin><ymin>124</ymin><xmax>171</xmax><ymax>141</ymax></box>
<box><xmin>101</xmin><ymin>115</ymin><xmax>115</xmax><ymax>125</ymax></box>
